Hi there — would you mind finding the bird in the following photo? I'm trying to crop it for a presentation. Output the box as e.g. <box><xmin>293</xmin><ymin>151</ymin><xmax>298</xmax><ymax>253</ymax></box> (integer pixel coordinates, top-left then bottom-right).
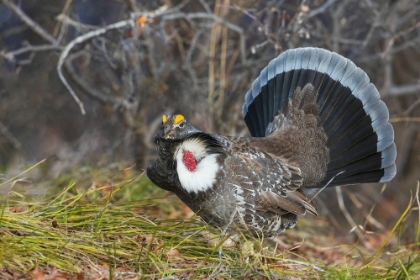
<box><xmin>147</xmin><ymin>47</ymin><xmax>396</xmax><ymax>237</ymax></box>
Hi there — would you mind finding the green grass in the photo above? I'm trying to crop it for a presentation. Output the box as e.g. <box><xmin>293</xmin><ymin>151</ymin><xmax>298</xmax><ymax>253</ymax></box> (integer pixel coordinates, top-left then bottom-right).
<box><xmin>0</xmin><ymin>163</ymin><xmax>419</xmax><ymax>279</ymax></box>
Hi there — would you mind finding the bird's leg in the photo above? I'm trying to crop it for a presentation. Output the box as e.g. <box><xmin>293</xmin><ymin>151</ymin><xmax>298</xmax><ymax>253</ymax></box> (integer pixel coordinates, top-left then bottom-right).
<box><xmin>218</xmin><ymin>209</ymin><xmax>237</xmax><ymax>260</ymax></box>
<box><xmin>209</xmin><ymin>210</ymin><xmax>237</xmax><ymax>279</ymax></box>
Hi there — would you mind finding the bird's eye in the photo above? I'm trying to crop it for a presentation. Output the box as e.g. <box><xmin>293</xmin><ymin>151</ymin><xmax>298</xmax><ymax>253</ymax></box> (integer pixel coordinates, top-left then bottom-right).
<box><xmin>179</xmin><ymin>123</ymin><xmax>185</xmax><ymax>128</ymax></box>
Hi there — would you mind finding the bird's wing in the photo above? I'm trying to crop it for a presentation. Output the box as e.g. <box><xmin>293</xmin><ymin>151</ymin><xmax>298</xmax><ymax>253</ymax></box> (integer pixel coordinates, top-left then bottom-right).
<box><xmin>257</xmin><ymin>189</ymin><xmax>318</xmax><ymax>216</ymax></box>
<box><xmin>147</xmin><ymin>160</ymin><xmax>178</xmax><ymax>193</ymax></box>
<box><xmin>226</xmin><ymin>138</ymin><xmax>317</xmax><ymax>216</ymax></box>
<box><xmin>255</xmin><ymin>159</ymin><xmax>318</xmax><ymax>216</ymax></box>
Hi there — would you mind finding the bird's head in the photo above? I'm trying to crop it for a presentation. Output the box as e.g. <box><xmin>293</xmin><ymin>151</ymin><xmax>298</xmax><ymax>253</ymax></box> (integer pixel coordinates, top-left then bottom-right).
<box><xmin>154</xmin><ymin>114</ymin><xmax>200</xmax><ymax>143</ymax></box>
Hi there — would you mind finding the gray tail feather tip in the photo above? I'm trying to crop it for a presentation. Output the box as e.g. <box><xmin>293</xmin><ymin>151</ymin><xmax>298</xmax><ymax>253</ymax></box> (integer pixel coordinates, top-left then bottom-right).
<box><xmin>242</xmin><ymin>47</ymin><xmax>396</xmax><ymax>186</ymax></box>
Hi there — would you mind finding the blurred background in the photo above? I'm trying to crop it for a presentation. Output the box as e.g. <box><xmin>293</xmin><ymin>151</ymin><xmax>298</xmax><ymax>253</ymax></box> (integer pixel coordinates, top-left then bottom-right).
<box><xmin>0</xmin><ymin>0</ymin><xmax>419</xmax><ymax>241</ymax></box>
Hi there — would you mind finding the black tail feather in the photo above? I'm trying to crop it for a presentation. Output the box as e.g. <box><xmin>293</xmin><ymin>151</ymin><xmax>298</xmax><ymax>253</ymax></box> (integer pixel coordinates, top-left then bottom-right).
<box><xmin>242</xmin><ymin>47</ymin><xmax>396</xmax><ymax>186</ymax></box>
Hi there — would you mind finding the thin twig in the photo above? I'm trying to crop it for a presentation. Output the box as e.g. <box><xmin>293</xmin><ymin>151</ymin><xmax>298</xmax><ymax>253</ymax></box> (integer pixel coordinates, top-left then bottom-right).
<box><xmin>0</xmin><ymin>25</ymin><xmax>28</xmax><ymax>39</ymax></box>
<box><xmin>161</xmin><ymin>12</ymin><xmax>246</xmax><ymax>63</ymax></box>
<box><xmin>384</xmin><ymin>20</ymin><xmax>420</xmax><ymax>54</ymax></box>
<box><xmin>53</xmin><ymin>0</ymin><xmax>74</xmax><ymax>37</ymax></box>
<box><xmin>384</xmin><ymin>84</ymin><xmax>420</xmax><ymax>97</ymax></box>
<box><xmin>3</xmin><ymin>0</ymin><xmax>57</xmax><ymax>45</ymax></box>
<box><xmin>142</xmin><ymin>25</ymin><xmax>158</xmax><ymax>80</ymax></box>
<box><xmin>389</xmin><ymin>35</ymin><xmax>420</xmax><ymax>55</ymax></box>
<box><xmin>361</xmin><ymin>185</ymin><xmax>387</xmax><ymax>231</ymax></box>
<box><xmin>308</xmin><ymin>0</ymin><xmax>337</xmax><ymax>18</ymax></box>
<box><xmin>389</xmin><ymin>117</ymin><xmax>420</xmax><ymax>123</ymax></box>
<box><xmin>130</xmin><ymin>0</ymin><xmax>189</xmax><ymax>18</ymax></box>
<box><xmin>208</xmin><ymin>0</ymin><xmax>221</xmax><ymax>119</ymax></box>
<box><xmin>1</xmin><ymin>44</ymin><xmax>63</xmax><ymax>61</ymax></box>
<box><xmin>401</xmin><ymin>98</ymin><xmax>420</xmax><ymax>116</ymax></box>
<box><xmin>63</xmin><ymin>58</ymin><xmax>116</xmax><ymax>104</ymax></box>
<box><xmin>55</xmin><ymin>14</ymin><xmax>99</xmax><ymax>31</ymax></box>
<box><xmin>345</xmin><ymin>189</ymin><xmax>385</xmax><ymax>230</ymax></box>
<box><xmin>57</xmin><ymin>4</ymin><xmax>177</xmax><ymax>115</ymax></box>
<box><xmin>199</xmin><ymin>0</ymin><xmax>213</xmax><ymax>14</ymax></box>
<box><xmin>336</xmin><ymin>186</ymin><xmax>369</xmax><ymax>247</ymax></box>
<box><xmin>186</xmin><ymin>29</ymin><xmax>204</xmax><ymax>89</ymax></box>
<box><xmin>124</xmin><ymin>0</ymin><xmax>140</xmax><ymax>12</ymax></box>
<box><xmin>358</xmin><ymin>1</ymin><xmax>386</xmax><ymax>52</ymax></box>
<box><xmin>57</xmin><ymin>18</ymin><xmax>136</xmax><ymax>115</ymax></box>
<box><xmin>381</xmin><ymin>20</ymin><xmax>420</xmax><ymax>97</ymax></box>
<box><xmin>217</xmin><ymin>0</ymin><xmax>230</xmax><ymax>123</ymax></box>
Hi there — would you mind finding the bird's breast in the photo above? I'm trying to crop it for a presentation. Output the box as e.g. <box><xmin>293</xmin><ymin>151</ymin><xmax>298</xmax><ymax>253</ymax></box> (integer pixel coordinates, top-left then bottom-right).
<box><xmin>175</xmin><ymin>148</ymin><xmax>221</xmax><ymax>194</ymax></box>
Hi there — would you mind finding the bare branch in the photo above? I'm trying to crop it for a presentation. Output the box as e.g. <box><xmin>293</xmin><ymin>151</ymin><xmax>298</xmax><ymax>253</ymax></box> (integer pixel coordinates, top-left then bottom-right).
<box><xmin>57</xmin><ymin>18</ymin><xmax>136</xmax><ymax>115</ymax></box>
<box><xmin>199</xmin><ymin>0</ymin><xmax>213</xmax><ymax>14</ymax></box>
<box><xmin>52</xmin><ymin>0</ymin><xmax>74</xmax><ymax>37</ymax></box>
<box><xmin>130</xmin><ymin>0</ymin><xmax>190</xmax><ymax>18</ymax></box>
<box><xmin>1</xmin><ymin>44</ymin><xmax>63</xmax><ymax>62</ymax></box>
<box><xmin>384</xmin><ymin>21</ymin><xmax>420</xmax><ymax>55</ymax></box>
<box><xmin>142</xmin><ymin>25</ymin><xmax>158</xmax><ymax>80</ymax></box>
<box><xmin>161</xmin><ymin>12</ymin><xmax>246</xmax><ymax>64</ymax></box>
<box><xmin>2</xmin><ymin>0</ymin><xmax>58</xmax><ymax>45</ymax></box>
<box><xmin>308</xmin><ymin>0</ymin><xmax>338</xmax><ymax>18</ymax></box>
<box><xmin>55</xmin><ymin>14</ymin><xmax>99</xmax><ymax>31</ymax></box>
<box><xmin>389</xmin><ymin>35</ymin><xmax>420</xmax><ymax>55</ymax></box>
<box><xmin>384</xmin><ymin>84</ymin><xmax>420</xmax><ymax>97</ymax></box>
<box><xmin>64</xmin><ymin>56</ymin><xmax>117</xmax><ymax>104</ymax></box>
<box><xmin>124</xmin><ymin>0</ymin><xmax>140</xmax><ymax>12</ymax></box>
<box><xmin>0</xmin><ymin>25</ymin><xmax>28</xmax><ymax>39</ymax></box>
<box><xmin>381</xmin><ymin>20</ymin><xmax>420</xmax><ymax>98</ymax></box>
<box><xmin>186</xmin><ymin>29</ymin><xmax>205</xmax><ymax>89</ymax></box>
<box><xmin>56</xmin><ymin>3</ymin><xmax>179</xmax><ymax>115</ymax></box>
<box><xmin>336</xmin><ymin>186</ymin><xmax>368</xmax><ymax>247</ymax></box>
<box><xmin>401</xmin><ymin>98</ymin><xmax>420</xmax><ymax>116</ymax></box>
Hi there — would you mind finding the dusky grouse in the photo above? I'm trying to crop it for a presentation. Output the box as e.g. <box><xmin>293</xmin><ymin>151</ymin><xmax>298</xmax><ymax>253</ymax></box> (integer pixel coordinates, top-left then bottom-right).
<box><xmin>147</xmin><ymin>47</ymin><xmax>397</xmax><ymax>237</ymax></box>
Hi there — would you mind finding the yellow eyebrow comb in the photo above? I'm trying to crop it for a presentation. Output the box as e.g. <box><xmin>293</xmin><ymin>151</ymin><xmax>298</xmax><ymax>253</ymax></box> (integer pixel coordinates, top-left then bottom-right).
<box><xmin>174</xmin><ymin>114</ymin><xmax>185</xmax><ymax>124</ymax></box>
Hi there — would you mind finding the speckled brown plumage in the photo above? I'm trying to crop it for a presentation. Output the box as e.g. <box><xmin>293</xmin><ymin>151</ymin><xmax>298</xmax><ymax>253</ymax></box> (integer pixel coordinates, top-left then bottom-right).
<box><xmin>251</xmin><ymin>84</ymin><xmax>329</xmax><ymax>187</ymax></box>
<box><xmin>147</xmin><ymin>47</ymin><xmax>396</xmax><ymax>237</ymax></box>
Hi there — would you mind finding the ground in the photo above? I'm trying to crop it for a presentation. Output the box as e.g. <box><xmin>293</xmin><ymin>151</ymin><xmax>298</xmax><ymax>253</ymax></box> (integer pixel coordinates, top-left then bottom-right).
<box><xmin>0</xmin><ymin>163</ymin><xmax>419</xmax><ymax>279</ymax></box>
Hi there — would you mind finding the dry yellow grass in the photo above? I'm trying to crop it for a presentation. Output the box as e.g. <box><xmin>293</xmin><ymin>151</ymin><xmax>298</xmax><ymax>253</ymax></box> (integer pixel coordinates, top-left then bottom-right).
<box><xmin>0</xmin><ymin>163</ymin><xmax>419</xmax><ymax>279</ymax></box>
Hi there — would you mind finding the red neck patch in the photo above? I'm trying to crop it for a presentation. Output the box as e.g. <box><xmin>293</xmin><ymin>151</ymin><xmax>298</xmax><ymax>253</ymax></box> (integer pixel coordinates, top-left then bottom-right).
<box><xmin>182</xmin><ymin>150</ymin><xmax>197</xmax><ymax>172</ymax></box>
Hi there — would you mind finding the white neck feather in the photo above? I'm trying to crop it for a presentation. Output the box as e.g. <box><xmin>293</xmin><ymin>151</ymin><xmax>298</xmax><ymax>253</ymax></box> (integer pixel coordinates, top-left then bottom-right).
<box><xmin>175</xmin><ymin>138</ymin><xmax>219</xmax><ymax>194</ymax></box>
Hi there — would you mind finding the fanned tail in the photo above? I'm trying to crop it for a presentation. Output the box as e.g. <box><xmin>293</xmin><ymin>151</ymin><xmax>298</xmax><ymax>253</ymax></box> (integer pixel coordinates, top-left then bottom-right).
<box><xmin>242</xmin><ymin>48</ymin><xmax>396</xmax><ymax>187</ymax></box>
